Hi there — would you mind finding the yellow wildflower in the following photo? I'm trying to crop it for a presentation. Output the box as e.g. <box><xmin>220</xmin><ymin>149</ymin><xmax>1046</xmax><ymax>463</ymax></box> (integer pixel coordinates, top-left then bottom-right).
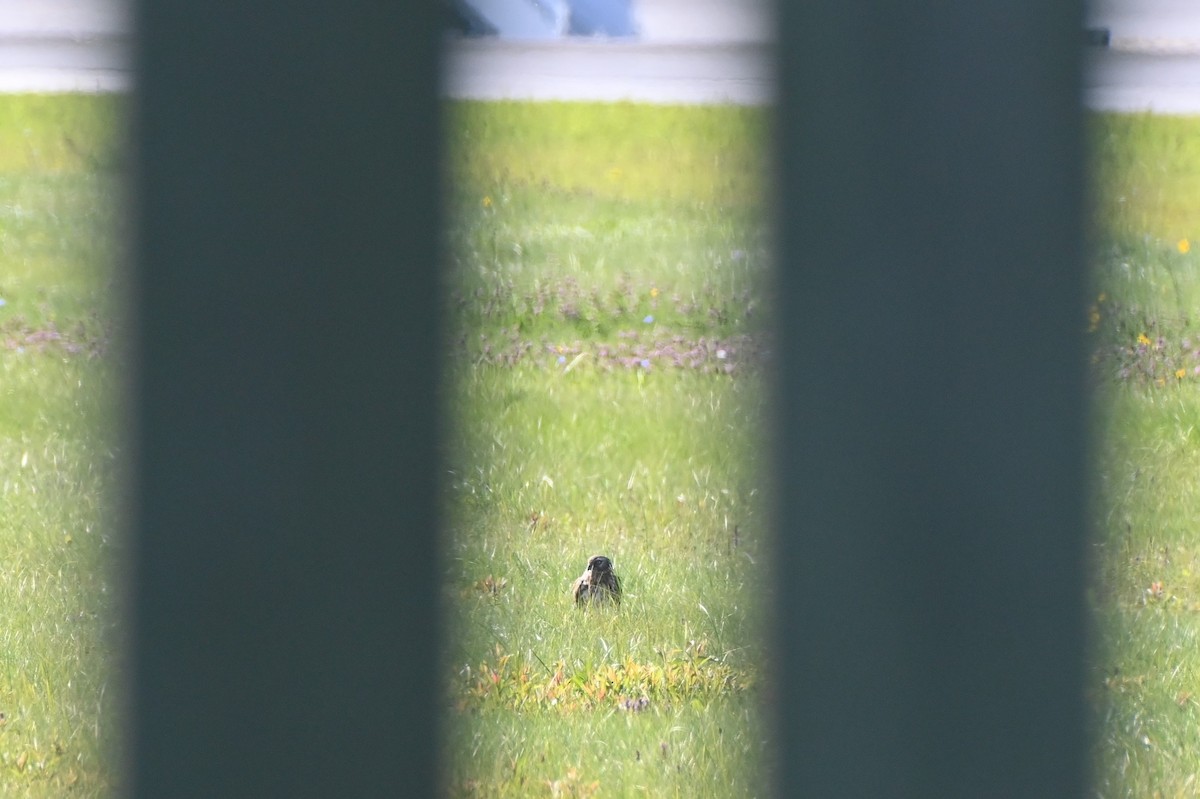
<box><xmin>1097</xmin><ymin>292</ymin><xmax>1107</xmax><ymax>303</ymax></box>
<box><xmin>1088</xmin><ymin>306</ymin><xmax>1100</xmax><ymax>333</ymax></box>
<box><xmin>1177</xmin><ymin>368</ymin><xmax>1187</xmax><ymax>380</ymax></box>
<box><xmin>1137</xmin><ymin>333</ymin><xmax>1152</xmax><ymax>347</ymax></box>
<box><xmin>482</xmin><ymin>195</ymin><xmax>493</xmax><ymax>208</ymax></box>
<box><xmin>1180</xmin><ymin>238</ymin><xmax>1191</xmax><ymax>254</ymax></box>
<box><xmin>650</xmin><ymin>287</ymin><xmax>660</xmax><ymax>298</ymax></box>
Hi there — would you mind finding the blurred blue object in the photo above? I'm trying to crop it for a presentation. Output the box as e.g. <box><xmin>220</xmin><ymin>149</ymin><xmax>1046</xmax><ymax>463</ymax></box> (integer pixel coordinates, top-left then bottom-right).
<box><xmin>447</xmin><ymin>0</ymin><xmax>634</xmax><ymax>38</ymax></box>
<box><xmin>566</xmin><ymin>0</ymin><xmax>635</xmax><ymax>36</ymax></box>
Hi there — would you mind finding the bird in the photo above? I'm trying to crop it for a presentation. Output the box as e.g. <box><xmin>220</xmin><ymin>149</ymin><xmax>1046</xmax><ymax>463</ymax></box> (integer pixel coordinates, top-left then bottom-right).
<box><xmin>573</xmin><ymin>554</ymin><xmax>621</xmax><ymax>605</ymax></box>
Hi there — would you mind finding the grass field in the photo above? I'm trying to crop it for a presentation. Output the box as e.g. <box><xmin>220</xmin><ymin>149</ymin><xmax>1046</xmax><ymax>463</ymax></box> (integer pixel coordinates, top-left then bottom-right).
<box><xmin>1088</xmin><ymin>112</ymin><xmax>1200</xmax><ymax>797</ymax></box>
<box><xmin>440</xmin><ymin>101</ymin><xmax>772</xmax><ymax>797</ymax></box>
<box><xmin>7</xmin><ymin>92</ymin><xmax>1196</xmax><ymax>798</ymax></box>
<box><xmin>0</xmin><ymin>94</ymin><xmax>124</xmax><ymax>795</ymax></box>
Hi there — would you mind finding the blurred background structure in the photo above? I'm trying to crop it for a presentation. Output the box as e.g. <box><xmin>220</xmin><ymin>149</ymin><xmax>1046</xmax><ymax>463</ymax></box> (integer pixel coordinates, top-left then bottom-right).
<box><xmin>3</xmin><ymin>0</ymin><xmax>1200</xmax><ymax>110</ymax></box>
<box><xmin>1087</xmin><ymin>0</ymin><xmax>1200</xmax><ymax>111</ymax></box>
<box><xmin>442</xmin><ymin>0</ymin><xmax>773</xmax><ymax>104</ymax></box>
<box><xmin>0</xmin><ymin>0</ymin><xmax>129</xmax><ymax>92</ymax></box>
<box><xmin>446</xmin><ymin>0</ymin><xmax>769</xmax><ymax>41</ymax></box>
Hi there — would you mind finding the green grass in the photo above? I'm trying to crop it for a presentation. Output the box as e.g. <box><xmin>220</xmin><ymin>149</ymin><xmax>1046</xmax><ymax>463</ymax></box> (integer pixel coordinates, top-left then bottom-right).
<box><xmin>441</xmin><ymin>101</ymin><xmax>771</xmax><ymax>797</ymax></box>
<box><xmin>0</xmin><ymin>94</ymin><xmax>124</xmax><ymax>795</ymax></box>
<box><xmin>1089</xmin><ymin>112</ymin><xmax>1200</xmax><ymax>797</ymax></box>
<box><xmin>28</xmin><ymin>94</ymin><xmax>1198</xmax><ymax>798</ymax></box>
<box><xmin>1090</xmin><ymin>114</ymin><xmax>1200</xmax><ymax>243</ymax></box>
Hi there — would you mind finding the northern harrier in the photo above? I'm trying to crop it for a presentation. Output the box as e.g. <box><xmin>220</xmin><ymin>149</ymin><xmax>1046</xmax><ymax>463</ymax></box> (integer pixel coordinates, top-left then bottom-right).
<box><xmin>573</xmin><ymin>554</ymin><xmax>621</xmax><ymax>605</ymax></box>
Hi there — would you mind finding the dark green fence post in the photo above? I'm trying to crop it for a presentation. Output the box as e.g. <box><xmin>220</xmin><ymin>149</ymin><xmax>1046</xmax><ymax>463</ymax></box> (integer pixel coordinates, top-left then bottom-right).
<box><xmin>771</xmin><ymin>2</ymin><xmax>1088</xmax><ymax>795</ymax></box>
<box><xmin>128</xmin><ymin>2</ymin><xmax>443</xmax><ymax>795</ymax></box>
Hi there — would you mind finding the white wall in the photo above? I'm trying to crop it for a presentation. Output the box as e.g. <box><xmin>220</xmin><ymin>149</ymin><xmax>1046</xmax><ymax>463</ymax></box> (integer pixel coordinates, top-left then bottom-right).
<box><xmin>633</xmin><ymin>0</ymin><xmax>771</xmax><ymax>42</ymax></box>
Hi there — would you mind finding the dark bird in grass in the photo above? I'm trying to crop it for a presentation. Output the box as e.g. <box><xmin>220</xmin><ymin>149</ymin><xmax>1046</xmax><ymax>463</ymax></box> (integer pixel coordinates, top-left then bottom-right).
<box><xmin>573</xmin><ymin>555</ymin><xmax>621</xmax><ymax>605</ymax></box>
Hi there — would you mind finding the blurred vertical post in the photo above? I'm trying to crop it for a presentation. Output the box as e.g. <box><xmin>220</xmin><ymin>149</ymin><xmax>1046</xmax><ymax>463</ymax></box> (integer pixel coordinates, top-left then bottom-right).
<box><xmin>127</xmin><ymin>1</ymin><xmax>443</xmax><ymax>796</ymax></box>
<box><xmin>771</xmin><ymin>2</ymin><xmax>1088</xmax><ymax>796</ymax></box>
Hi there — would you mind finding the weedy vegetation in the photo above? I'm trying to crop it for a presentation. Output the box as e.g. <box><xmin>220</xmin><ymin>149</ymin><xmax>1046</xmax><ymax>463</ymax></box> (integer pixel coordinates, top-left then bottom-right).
<box><xmin>441</xmin><ymin>101</ymin><xmax>772</xmax><ymax>797</ymax></box>
<box><xmin>0</xmin><ymin>94</ymin><xmax>124</xmax><ymax>795</ymax></box>
<box><xmin>1089</xmin><ymin>112</ymin><xmax>1200</xmax><ymax>797</ymax></box>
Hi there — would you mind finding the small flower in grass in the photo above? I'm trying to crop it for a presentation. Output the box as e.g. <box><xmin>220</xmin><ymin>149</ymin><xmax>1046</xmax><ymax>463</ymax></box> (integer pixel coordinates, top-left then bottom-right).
<box><xmin>643</xmin><ymin>315</ymin><xmax>654</xmax><ymax>324</ymax></box>
<box><xmin>1137</xmin><ymin>332</ymin><xmax>1152</xmax><ymax>348</ymax></box>
<box><xmin>558</xmin><ymin>355</ymin><xmax>567</xmax><ymax>365</ymax></box>
<box><xmin>1179</xmin><ymin>238</ymin><xmax>1191</xmax><ymax>254</ymax></box>
<box><xmin>640</xmin><ymin>358</ymin><xmax>651</xmax><ymax>369</ymax></box>
<box><xmin>1148</xmin><ymin>581</ymin><xmax>1165</xmax><ymax>599</ymax></box>
<box><xmin>482</xmin><ymin>195</ymin><xmax>492</xmax><ymax>208</ymax></box>
<box><xmin>650</xmin><ymin>287</ymin><xmax>660</xmax><ymax>298</ymax></box>
<box><xmin>1177</xmin><ymin>368</ymin><xmax>1187</xmax><ymax>380</ymax></box>
<box><xmin>1088</xmin><ymin>305</ymin><xmax>1101</xmax><ymax>333</ymax></box>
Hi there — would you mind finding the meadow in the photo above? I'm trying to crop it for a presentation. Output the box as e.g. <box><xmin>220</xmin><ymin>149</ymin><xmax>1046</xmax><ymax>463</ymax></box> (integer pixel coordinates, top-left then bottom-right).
<box><xmin>5</xmin><ymin>91</ymin><xmax>1193</xmax><ymax>798</ymax></box>
<box><xmin>1088</xmin><ymin>112</ymin><xmax>1200</xmax><ymax>797</ymax></box>
<box><xmin>440</xmin><ymin>102</ymin><xmax>772</xmax><ymax>796</ymax></box>
<box><xmin>0</xmin><ymin>95</ymin><xmax>124</xmax><ymax>795</ymax></box>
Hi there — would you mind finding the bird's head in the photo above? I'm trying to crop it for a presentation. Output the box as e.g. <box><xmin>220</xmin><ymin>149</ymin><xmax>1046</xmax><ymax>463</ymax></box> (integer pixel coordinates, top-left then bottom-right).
<box><xmin>587</xmin><ymin>555</ymin><xmax>613</xmax><ymax>575</ymax></box>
